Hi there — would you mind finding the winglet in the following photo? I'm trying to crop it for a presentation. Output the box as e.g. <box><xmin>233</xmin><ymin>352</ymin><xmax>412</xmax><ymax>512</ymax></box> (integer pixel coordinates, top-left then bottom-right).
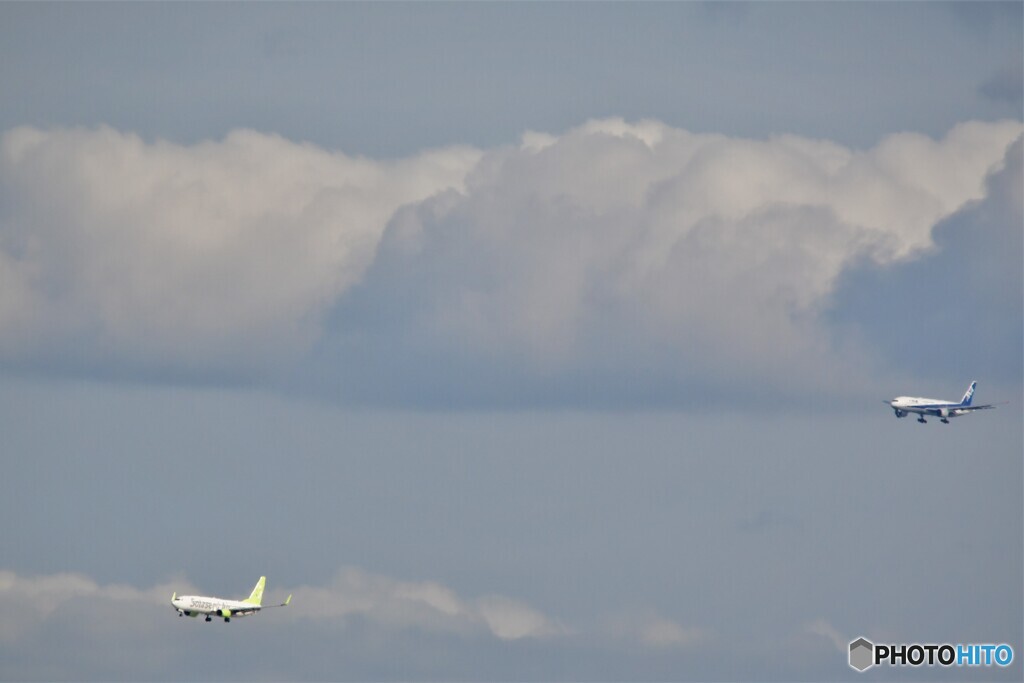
<box><xmin>171</xmin><ymin>591</ymin><xmax>176</xmax><ymax>603</ymax></box>
<box><xmin>284</xmin><ymin>594</ymin><xmax>292</xmax><ymax>607</ymax></box>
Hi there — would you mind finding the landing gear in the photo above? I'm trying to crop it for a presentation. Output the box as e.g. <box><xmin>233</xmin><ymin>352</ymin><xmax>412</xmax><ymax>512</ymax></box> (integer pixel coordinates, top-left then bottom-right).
<box><xmin>224</xmin><ymin>617</ymin><xmax>231</xmax><ymax>623</ymax></box>
<box><xmin>205</xmin><ymin>615</ymin><xmax>212</xmax><ymax>622</ymax></box>
<box><xmin>941</xmin><ymin>418</ymin><xmax>950</xmax><ymax>424</ymax></box>
<box><xmin>917</xmin><ymin>417</ymin><xmax>927</xmax><ymax>424</ymax></box>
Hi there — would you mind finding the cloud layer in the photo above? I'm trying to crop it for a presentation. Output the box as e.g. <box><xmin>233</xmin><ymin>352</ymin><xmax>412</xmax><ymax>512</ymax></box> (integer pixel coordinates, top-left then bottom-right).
<box><xmin>0</xmin><ymin>567</ymin><xmax>707</xmax><ymax>681</ymax></box>
<box><xmin>281</xmin><ymin>566</ymin><xmax>567</xmax><ymax>641</ymax></box>
<box><xmin>1</xmin><ymin>119</ymin><xmax>1020</xmax><ymax>404</ymax></box>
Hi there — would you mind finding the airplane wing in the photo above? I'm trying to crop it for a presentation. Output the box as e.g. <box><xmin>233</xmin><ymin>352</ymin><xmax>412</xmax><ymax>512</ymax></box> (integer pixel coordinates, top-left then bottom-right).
<box><xmin>262</xmin><ymin>594</ymin><xmax>292</xmax><ymax>608</ymax></box>
<box><xmin>232</xmin><ymin>595</ymin><xmax>290</xmax><ymax>615</ymax></box>
<box><xmin>927</xmin><ymin>404</ymin><xmax>1000</xmax><ymax>415</ymax></box>
<box><xmin>222</xmin><ymin>605</ymin><xmax>261</xmax><ymax>617</ymax></box>
<box><xmin>955</xmin><ymin>404</ymin><xmax>997</xmax><ymax>412</ymax></box>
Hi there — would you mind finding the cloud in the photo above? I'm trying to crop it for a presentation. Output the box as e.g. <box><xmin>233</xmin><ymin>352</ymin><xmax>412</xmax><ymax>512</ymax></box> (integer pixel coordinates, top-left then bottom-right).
<box><xmin>804</xmin><ymin>617</ymin><xmax>848</xmax><ymax>653</ymax></box>
<box><xmin>2</xmin><ymin>119</ymin><xmax>1020</xmax><ymax>405</ymax></box>
<box><xmin>326</xmin><ymin>118</ymin><xmax>1022</xmax><ymax>406</ymax></box>
<box><xmin>475</xmin><ymin>594</ymin><xmax>569</xmax><ymax>640</ymax></box>
<box><xmin>0</xmin><ymin>567</ymin><xmax>721</xmax><ymax>680</ymax></box>
<box><xmin>0</xmin><ymin>571</ymin><xmax>190</xmax><ymax>680</ymax></box>
<box><xmin>620</xmin><ymin>613</ymin><xmax>707</xmax><ymax>650</ymax></box>
<box><xmin>828</xmin><ymin>134</ymin><xmax>1023</xmax><ymax>387</ymax></box>
<box><xmin>0</xmin><ymin>126</ymin><xmax>479</xmax><ymax>376</ymax></box>
<box><xmin>0</xmin><ymin>567</ymin><xmax>563</xmax><ymax>647</ymax></box>
<box><xmin>0</xmin><ymin>570</ymin><xmax>183</xmax><ymax>641</ymax></box>
<box><xmin>280</xmin><ymin>567</ymin><xmax>567</xmax><ymax>641</ymax></box>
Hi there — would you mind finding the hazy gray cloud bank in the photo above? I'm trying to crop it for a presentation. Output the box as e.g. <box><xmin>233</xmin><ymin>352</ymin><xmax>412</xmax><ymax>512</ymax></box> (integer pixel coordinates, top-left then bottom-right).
<box><xmin>1</xmin><ymin>120</ymin><xmax>1019</xmax><ymax>405</ymax></box>
<box><xmin>0</xmin><ymin>568</ymin><xmax>706</xmax><ymax>681</ymax></box>
<box><xmin>281</xmin><ymin>566</ymin><xmax>569</xmax><ymax>641</ymax></box>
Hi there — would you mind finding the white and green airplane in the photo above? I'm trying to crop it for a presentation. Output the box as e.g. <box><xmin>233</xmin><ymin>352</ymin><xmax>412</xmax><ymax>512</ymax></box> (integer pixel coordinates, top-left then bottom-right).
<box><xmin>171</xmin><ymin>576</ymin><xmax>291</xmax><ymax>622</ymax></box>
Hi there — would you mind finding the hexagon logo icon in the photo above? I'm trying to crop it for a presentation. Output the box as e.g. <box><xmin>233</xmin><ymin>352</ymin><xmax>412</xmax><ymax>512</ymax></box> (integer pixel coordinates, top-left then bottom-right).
<box><xmin>849</xmin><ymin>637</ymin><xmax>874</xmax><ymax>671</ymax></box>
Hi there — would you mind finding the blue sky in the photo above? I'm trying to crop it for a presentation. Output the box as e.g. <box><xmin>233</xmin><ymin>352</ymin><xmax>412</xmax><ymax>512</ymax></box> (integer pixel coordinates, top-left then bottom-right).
<box><xmin>2</xmin><ymin>3</ymin><xmax>1019</xmax><ymax>154</ymax></box>
<box><xmin>0</xmin><ymin>3</ymin><xmax>1021</xmax><ymax>681</ymax></box>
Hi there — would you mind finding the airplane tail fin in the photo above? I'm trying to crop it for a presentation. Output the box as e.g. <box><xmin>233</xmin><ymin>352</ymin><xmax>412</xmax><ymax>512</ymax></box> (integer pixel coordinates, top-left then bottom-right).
<box><xmin>243</xmin><ymin>576</ymin><xmax>266</xmax><ymax>606</ymax></box>
<box><xmin>961</xmin><ymin>381</ymin><xmax>977</xmax><ymax>406</ymax></box>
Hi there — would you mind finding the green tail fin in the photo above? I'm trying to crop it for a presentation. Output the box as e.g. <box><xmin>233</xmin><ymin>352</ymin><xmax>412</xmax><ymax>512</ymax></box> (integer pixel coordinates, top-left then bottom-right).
<box><xmin>243</xmin><ymin>576</ymin><xmax>266</xmax><ymax>606</ymax></box>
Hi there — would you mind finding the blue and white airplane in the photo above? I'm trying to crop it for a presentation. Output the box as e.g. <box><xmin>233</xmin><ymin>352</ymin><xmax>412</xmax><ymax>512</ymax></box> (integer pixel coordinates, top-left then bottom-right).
<box><xmin>887</xmin><ymin>381</ymin><xmax>996</xmax><ymax>424</ymax></box>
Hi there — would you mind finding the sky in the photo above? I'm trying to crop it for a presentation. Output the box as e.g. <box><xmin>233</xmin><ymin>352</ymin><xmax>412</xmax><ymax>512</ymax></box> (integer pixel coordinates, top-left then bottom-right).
<box><xmin>0</xmin><ymin>2</ymin><xmax>1021</xmax><ymax>681</ymax></box>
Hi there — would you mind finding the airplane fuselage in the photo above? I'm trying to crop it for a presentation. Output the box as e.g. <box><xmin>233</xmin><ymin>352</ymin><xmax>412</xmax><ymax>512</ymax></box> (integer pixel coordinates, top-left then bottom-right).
<box><xmin>889</xmin><ymin>397</ymin><xmax>969</xmax><ymax>422</ymax></box>
<box><xmin>172</xmin><ymin>595</ymin><xmax>259</xmax><ymax>621</ymax></box>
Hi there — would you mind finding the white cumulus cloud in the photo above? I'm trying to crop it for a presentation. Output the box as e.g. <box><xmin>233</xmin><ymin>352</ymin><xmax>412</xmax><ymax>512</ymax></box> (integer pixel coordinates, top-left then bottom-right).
<box><xmin>1</xmin><ymin>119</ymin><xmax>1019</xmax><ymax>403</ymax></box>
<box><xmin>348</xmin><ymin>118</ymin><xmax>1021</xmax><ymax>402</ymax></box>
<box><xmin>0</xmin><ymin>126</ymin><xmax>479</xmax><ymax>371</ymax></box>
